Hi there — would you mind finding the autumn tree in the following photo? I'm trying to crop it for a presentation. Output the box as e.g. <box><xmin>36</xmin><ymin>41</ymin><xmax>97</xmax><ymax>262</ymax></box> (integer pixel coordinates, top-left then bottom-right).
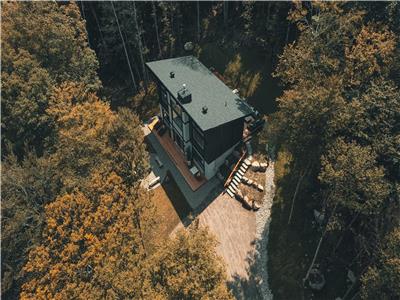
<box><xmin>20</xmin><ymin>172</ymin><xmax>156</xmax><ymax>300</ymax></box>
<box><xmin>150</xmin><ymin>222</ymin><xmax>234</xmax><ymax>300</ymax></box>
<box><xmin>1</xmin><ymin>1</ymin><xmax>100</xmax><ymax>157</ymax></box>
<box><xmin>47</xmin><ymin>82</ymin><xmax>149</xmax><ymax>191</ymax></box>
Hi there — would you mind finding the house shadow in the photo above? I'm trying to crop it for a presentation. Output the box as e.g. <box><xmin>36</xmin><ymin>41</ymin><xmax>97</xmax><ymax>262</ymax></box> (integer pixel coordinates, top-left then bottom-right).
<box><xmin>144</xmin><ymin>129</ymin><xmax>226</xmax><ymax>227</ymax></box>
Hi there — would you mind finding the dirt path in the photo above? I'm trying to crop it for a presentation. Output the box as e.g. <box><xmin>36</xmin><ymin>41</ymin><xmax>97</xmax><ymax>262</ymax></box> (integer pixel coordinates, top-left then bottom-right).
<box><xmin>255</xmin><ymin>162</ymin><xmax>275</xmax><ymax>300</ymax></box>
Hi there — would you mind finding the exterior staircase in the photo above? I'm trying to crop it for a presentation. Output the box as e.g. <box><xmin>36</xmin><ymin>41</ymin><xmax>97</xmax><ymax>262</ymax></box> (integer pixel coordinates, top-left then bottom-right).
<box><xmin>226</xmin><ymin>157</ymin><xmax>252</xmax><ymax>198</ymax></box>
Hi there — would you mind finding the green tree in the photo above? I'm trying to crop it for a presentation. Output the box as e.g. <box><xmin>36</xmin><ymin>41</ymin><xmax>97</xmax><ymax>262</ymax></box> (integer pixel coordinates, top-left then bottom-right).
<box><xmin>1</xmin><ymin>152</ymin><xmax>59</xmax><ymax>296</ymax></box>
<box><xmin>319</xmin><ymin>139</ymin><xmax>390</xmax><ymax>215</ymax></box>
<box><xmin>1</xmin><ymin>1</ymin><xmax>100</xmax><ymax>157</ymax></box>
<box><xmin>360</xmin><ymin>228</ymin><xmax>400</xmax><ymax>299</ymax></box>
<box><xmin>224</xmin><ymin>54</ymin><xmax>262</xmax><ymax>99</ymax></box>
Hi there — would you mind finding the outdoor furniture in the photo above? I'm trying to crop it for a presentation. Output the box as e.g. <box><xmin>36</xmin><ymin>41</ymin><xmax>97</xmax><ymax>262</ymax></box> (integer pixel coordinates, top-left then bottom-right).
<box><xmin>190</xmin><ymin>165</ymin><xmax>199</xmax><ymax>177</ymax></box>
<box><xmin>148</xmin><ymin>176</ymin><xmax>161</xmax><ymax>189</ymax></box>
<box><xmin>158</xmin><ymin>125</ymin><xmax>167</xmax><ymax>136</ymax></box>
<box><xmin>155</xmin><ymin>155</ymin><xmax>163</xmax><ymax>168</ymax></box>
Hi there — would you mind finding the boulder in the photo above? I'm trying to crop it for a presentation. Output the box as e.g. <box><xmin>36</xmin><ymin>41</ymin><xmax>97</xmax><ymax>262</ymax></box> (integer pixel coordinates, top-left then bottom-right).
<box><xmin>236</xmin><ymin>190</ymin><xmax>244</xmax><ymax>201</ymax></box>
<box><xmin>256</xmin><ymin>184</ymin><xmax>264</xmax><ymax>192</ymax></box>
<box><xmin>243</xmin><ymin>196</ymin><xmax>252</xmax><ymax>209</ymax></box>
<box><xmin>252</xmin><ymin>201</ymin><xmax>261</xmax><ymax>211</ymax></box>
<box><xmin>313</xmin><ymin>209</ymin><xmax>325</xmax><ymax>225</ymax></box>
<box><xmin>258</xmin><ymin>163</ymin><xmax>268</xmax><ymax>172</ymax></box>
<box><xmin>308</xmin><ymin>268</ymin><xmax>326</xmax><ymax>291</ymax></box>
<box><xmin>347</xmin><ymin>270</ymin><xmax>356</xmax><ymax>283</ymax></box>
<box><xmin>252</xmin><ymin>161</ymin><xmax>262</xmax><ymax>172</ymax></box>
<box><xmin>242</xmin><ymin>176</ymin><xmax>249</xmax><ymax>183</ymax></box>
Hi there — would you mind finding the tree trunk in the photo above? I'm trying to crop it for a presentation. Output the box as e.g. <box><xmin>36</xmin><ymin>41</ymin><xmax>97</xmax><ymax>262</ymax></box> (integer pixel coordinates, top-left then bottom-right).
<box><xmin>223</xmin><ymin>1</ymin><xmax>228</xmax><ymax>27</ymax></box>
<box><xmin>123</xmin><ymin>29</ymin><xmax>142</xmax><ymax>84</ymax></box>
<box><xmin>111</xmin><ymin>1</ymin><xmax>137</xmax><ymax>92</ymax></box>
<box><xmin>332</xmin><ymin>212</ymin><xmax>360</xmax><ymax>255</ymax></box>
<box><xmin>303</xmin><ymin>202</ymin><xmax>338</xmax><ymax>285</ymax></box>
<box><xmin>266</xmin><ymin>2</ymin><xmax>272</xmax><ymax>24</ymax></box>
<box><xmin>288</xmin><ymin>166</ymin><xmax>308</xmax><ymax>225</ymax></box>
<box><xmin>80</xmin><ymin>1</ymin><xmax>90</xmax><ymax>48</ymax></box>
<box><xmin>89</xmin><ymin>3</ymin><xmax>106</xmax><ymax>49</ymax></box>
<box><xmin>151</xmin><ymin>1</ymin><xmax>162</xmax><ymax>58</ymax></box>
<box><xmin>170</xmin><ymin>7</ymin><xmax>175</xmax><ymax>57</ymax></box>
<box><xmin>285</xmin><ymin>22</ymin><xmax>291</xmax><ymax>45</ymax></box>
<box><xmin>132</xmin><ymin>1</ymin><xmax>148</xmax><ymax>91</ymax></box>
<box><xmin>197</xmin><ymin>1</ymin><xmax>200</xmax><ymax>42</ymax></box>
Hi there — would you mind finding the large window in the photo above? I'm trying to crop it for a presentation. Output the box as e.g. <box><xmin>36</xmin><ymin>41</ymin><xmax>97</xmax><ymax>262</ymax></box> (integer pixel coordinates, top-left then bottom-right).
<box><xmin>174</xmin><ymin>131</ymin><xmax>184</xmax><ymax>151</ymax></box>
<box><xmin>191</xmin><ymin>121</ymin><xmax>204</xmax><ymax>152</ymax></box>
<box><xmin>171</xmin><ymin>99</ymin><xmax>183</xmax><ymax>130</ymax></box>
<box><xmin>162</xmin><ymin>107</ymin><xmax>170</xmax><ymax>126</ymax></box>
<box><xmin>192</xmin><ymin>146</ymin><xmax>204</xmax><ymax>172</ymax></box>
<box><xmin>160</xmin><ymin>85</ymin><xmax>168</xmax><ymax>109</ymax></box>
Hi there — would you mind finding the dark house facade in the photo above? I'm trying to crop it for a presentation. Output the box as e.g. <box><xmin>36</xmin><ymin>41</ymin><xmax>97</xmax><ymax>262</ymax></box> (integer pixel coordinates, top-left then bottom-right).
<box><xmin>146</xmin><ymin>56</ymin><xmax>253</xmax><ymax>179</ymax></box>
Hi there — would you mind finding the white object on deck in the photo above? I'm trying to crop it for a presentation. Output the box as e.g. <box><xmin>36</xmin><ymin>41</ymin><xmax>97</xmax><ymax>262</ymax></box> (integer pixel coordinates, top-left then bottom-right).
<box><xmin>155</xmin><ymin>155</ymin><xmax>163</xmax><ymax>168</ymax></box>
<box><xmin>148</xmin><ymin>176</ymin><xmax>161</xmax><ymax>188</ymax></box>
<box><xmin>190</xmin><ymin>165</ymin><xmax>199</xmax><ymax>176</ymax></box>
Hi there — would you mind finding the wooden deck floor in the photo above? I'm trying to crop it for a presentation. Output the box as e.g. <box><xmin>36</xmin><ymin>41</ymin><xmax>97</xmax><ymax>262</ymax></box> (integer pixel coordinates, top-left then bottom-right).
<box><xmin>198</xmin><ymin>193</ymin><xmax>256</xmax><ymax>281</ymax></box>
<box><xmin>152</xmin><ymin>127</ymin><xmax>207</xmax><ymax>191</ymax></box>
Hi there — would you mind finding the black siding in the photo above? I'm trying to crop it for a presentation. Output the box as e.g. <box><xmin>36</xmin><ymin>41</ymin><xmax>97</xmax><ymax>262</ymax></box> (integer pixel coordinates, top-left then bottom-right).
<box><xmin>203</xmin><ymin>118</ymin><xmax>244</xmax><ymax>163</ymax></box>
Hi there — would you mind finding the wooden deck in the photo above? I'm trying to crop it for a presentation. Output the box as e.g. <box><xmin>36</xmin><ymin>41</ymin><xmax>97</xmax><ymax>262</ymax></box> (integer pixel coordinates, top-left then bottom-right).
<box><xmin>152</xmin><ymin>127</ymin><xmax>207</xmax><ymax>191</ymax></box>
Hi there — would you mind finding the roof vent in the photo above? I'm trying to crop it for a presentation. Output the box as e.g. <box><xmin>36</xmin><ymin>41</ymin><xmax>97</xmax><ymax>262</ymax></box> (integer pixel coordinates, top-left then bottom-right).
<box><xmin>170</xmin><ymin>71</ymin><xmax>175</xmax><ymax>78</ymax></box>
<box><xmin>202</xmin><ymin>106</ymin><xmax>208</xmax><ymax>114</ymax></box>
<box><xmin>177</xmin><ymin>85</ymin><xmax>192</xmax><ymax>104</ymax></box>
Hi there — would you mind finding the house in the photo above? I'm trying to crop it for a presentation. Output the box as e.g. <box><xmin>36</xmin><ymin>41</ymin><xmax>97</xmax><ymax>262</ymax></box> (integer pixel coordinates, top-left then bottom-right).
<box><xmin>146</xmin><ymin>56</ymin><xmax>255</xmax><ymax>180</ymax></box>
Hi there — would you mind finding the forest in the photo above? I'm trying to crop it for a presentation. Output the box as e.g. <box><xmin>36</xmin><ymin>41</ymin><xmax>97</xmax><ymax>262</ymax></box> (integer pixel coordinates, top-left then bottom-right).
<box><xmin>1</xmin><ymin>1</ymin><xmax>399</xmax><ymax>300</ymax></box>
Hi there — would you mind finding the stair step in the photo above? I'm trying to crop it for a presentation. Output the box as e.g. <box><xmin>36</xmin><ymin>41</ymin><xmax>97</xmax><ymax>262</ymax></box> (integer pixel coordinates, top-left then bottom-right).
<box><xmin>235</xmin><ymin>173</ymin><xmax>243</xmax><ymax>180</ymax></box>
<box><xmin>233</xmin><ymin>178</ymin><xmax>241</xmax><ymax>185</ymax></box>
<box><xmin>228</xmin><ymin>186</ymin><xmax>237</xmax><ymax>195</ymax></box>
<box><xmin>226</xmin><ymin>189</ymin><xmax>234</xmax><ymax>197</ymax></box>
<box><xmin>238</xmin><ymin>169</ymin><xmax>244</xmax><ymax>176</ymax></box>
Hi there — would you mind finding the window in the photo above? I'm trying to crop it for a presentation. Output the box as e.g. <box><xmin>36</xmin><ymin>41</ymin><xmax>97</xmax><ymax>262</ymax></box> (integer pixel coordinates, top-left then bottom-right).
<box><xmin>192</xmin><ymin>146</ymin><xmax>204</xmax><ymax>172</ymax></box>
<box><xmin>191</xmin><ymin>121</ymin><xmax>204</xmax><ymax>152</ymax></box>
<box><xmin>174</xmin><ymin>131</ymin><xmax>184</xmax><ymax>151</ymax></box>
<box><xmin>171</xmin><ymin>99</ymin><xmax>183</xmax><ymax>130</ymax></box>
<box><xmin>162</xmin><ymin>107</ymin><xmax>170</xmax><ymax>126</ymax></box>
<box><xmin>160</xmin><ymin>85</ymin><xmax>168</xmax><ymax>109</ymax></box>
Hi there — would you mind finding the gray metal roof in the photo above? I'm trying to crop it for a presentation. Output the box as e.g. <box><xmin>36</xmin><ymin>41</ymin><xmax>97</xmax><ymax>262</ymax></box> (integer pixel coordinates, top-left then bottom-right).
<box><xmin>146</xmin><ymin>56</ymin><xmax>253</xmax><ymax>131</ymax></box>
